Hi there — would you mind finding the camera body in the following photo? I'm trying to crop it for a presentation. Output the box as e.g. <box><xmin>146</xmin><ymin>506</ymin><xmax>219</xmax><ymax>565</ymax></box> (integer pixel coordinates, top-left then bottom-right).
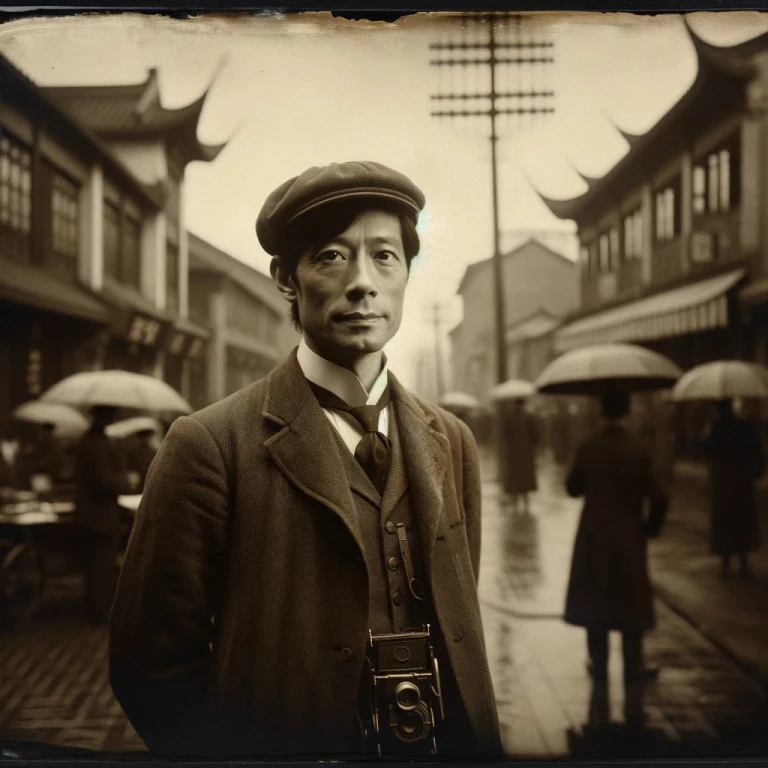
<box><xmin>366</xmin><ymin>625</ymin><xmax>444</xmax><ymax>758</ymax></box>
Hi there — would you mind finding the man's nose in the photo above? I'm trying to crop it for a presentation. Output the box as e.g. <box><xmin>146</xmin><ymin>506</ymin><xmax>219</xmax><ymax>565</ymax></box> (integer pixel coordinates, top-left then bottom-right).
<box><xmin>345</xmin><ymin>253</ymin><xmax>377</xmax><ymax>296</ymax></box>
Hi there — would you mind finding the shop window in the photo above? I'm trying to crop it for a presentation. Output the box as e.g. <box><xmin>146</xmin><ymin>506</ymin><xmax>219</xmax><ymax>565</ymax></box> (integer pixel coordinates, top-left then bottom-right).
<box><xmin>693</xmin><ymin>135</ymin><xmax>740</xmax><ymax>216</ymax></box>
<box><xmin>622</xmin><ymin>208</ymin><xmax>643</xmax><ymax>261</ymax></box>
<box><xmin>0</xmin><ymin>129</ymin><xmax>32</xmax><ymax>263</ymax></box>
<box><xmin>166</xmin><ymin>242</ymin><xmax>179</xmax><ymax>315</ymax></box>
<box><xmin>654</xmin><ymin>178</ymin><xmax>680</xmax><ymax>241</ymax></box>
<box><xmin>104</xmin><ymin>201</ymin><xmax>121</xmax><ymax>281</ymax></box>
<box><xmin>51</xmin><ymin>170</ymin><xmax>79</xmax><ymax>267</ymax></box>
<box><xmin>609</xmin><ymin>226</ymin><xmax>620</xmax><ymax>269</ymax></box>
<box><xmin>123</xmin><ymin>215</ymin><xmax>141</xmax><ymax>289</ymax></box>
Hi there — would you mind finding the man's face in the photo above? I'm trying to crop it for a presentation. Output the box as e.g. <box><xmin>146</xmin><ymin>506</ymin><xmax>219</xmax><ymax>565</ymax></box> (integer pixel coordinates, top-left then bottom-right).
<box><xmin>291</xmin><ymin>209</ymin><xmax>409</xmax><ymax>362</ymax></box>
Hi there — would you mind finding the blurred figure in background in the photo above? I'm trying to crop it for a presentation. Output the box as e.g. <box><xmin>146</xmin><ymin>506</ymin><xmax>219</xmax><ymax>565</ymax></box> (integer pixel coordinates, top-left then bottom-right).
<box><xmin>498</xmin><ymin>398</ymin><xmax>538</xmax><ymax>513</ymax></box>
<box><xmin>75</xmin><ymin>405</ymin><xmax>135</xmax><ymax>625</ymax></box>
<box><xmin>564</xmin><ymin>390</ymin><xmax>668</xmax><ymax>728</ymax></box>
<box><xmin>0</xmin><ymin>429</ymin><xmax>23</xmax><ymax>490</ymax></box>
<box><xmin>29</xmin><ymin>422</ymin><xmax>63</xmax><ymax>489</ymax></box>
<box><xmin>125</xmin><ymin>428</ymin><xmax>159</xmax><ymax>494</ymax></box>
<box><xmin>703</xmin><ymin>399</ymin><xmax>765</xmax><ymax>579</ymax></box>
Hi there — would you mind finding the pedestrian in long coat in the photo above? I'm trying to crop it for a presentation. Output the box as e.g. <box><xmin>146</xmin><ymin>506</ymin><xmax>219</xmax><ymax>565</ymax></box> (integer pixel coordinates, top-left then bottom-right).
<box><xmin>564</xmin><ymin>390</ymin><xmax>668</xmax><ymax>688</ymax></box>
<box><xmin>703</xmin><ymin>399</ymin><xmax>765</xmax><ymax>578</ymax></box>
<box><xmin>109</xmin><ymin>162</ymin><xmax>501</xmax><ymax>760</ymax></box>
<box><xmin>498</xmin><ymin>399</ymin><xmax>537</xmax><ymax>512</ymax></box>
<box><xmin>75</xmin><ymin>405</ymin><xmax>130</xmax><ymax>624</ymax></box>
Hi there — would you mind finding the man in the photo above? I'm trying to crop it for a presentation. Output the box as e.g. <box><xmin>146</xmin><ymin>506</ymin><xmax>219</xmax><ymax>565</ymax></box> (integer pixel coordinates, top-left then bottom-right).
<box><xmin>564</xmin><ymin>390</ymin><xmax>668</xmax><ymax>727</ymax></box>
<box><xmin>75</xmin><ymin>405</ymin><xmax>131</xmax><ymax>625</ymax></box>
<box><xmin>110</xmin><ymin>161</ymin><xmax>501</xmax><ymax>759</ymax></box>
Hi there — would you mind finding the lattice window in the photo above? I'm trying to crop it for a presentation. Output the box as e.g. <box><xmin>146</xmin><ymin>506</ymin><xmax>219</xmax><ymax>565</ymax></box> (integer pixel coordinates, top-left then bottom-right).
<box><xmin>51</xmin><ymin>171</ymin><xmax>79</xmax><ymax>261</ymax></box>
<box><xmin>0</xmin><ymin>129</ymin><xmax>32</xmax><ymax>262</ymax></box>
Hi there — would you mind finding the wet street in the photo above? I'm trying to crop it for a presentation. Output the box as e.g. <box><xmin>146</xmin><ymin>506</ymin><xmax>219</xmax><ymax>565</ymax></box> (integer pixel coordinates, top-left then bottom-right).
<box><xmin>1</xmin><ymin>454</ymin><xmax>768</xmax><ymax>758</ymax></box>
<box><xmin>478</xmin><ymin>452</ymin><xmax>768</xmax><ymax>758</ymax></box>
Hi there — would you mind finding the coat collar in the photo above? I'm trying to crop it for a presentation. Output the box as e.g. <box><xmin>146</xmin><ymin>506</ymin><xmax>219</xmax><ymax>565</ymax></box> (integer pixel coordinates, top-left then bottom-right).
<box><xmin>263</xmin><ymin>349</ymin><xmax>450</xmax><ymax>570</ymax></box>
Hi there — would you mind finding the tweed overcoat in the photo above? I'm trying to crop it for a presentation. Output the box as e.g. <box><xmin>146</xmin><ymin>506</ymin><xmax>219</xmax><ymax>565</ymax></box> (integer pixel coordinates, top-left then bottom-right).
<box><xmin>109</xmin><ymin>350</ymin><xmax>501</xmax><ymax>758</ymax></box>
<box><xmin>564</xmin><ymin>424</ymin><xmax>668</xmax><ymax>632</ymax></box>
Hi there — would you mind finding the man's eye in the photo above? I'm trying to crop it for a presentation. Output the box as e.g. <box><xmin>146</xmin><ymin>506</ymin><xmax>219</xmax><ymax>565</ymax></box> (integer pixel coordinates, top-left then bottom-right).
<box><xmin>317</xmin><ymin>250</ymin><xmax>344</xmax><ymax>262</ymax></box>
<box><xmin>376</xmin><ymin>250</ymin><xmax>398</xmax><ymax>261</ymax></box>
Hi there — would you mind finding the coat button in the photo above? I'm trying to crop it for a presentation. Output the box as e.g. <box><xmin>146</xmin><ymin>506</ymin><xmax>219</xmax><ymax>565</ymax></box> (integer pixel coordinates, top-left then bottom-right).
<box><xmin>392</xmin><ymin>590</ymin><xmax>404</xmax><ymax>606</ymax></box>
<box><xmin>340</xmin><ymin>647</ymin><xmax>354</xmax><ymax>662</ymax></box>
<box><xmin>387</xmin><ymin>556</ymin><xmax>400</xmax><ymax>571</ymax></box>
<box><xmin>385</xmin><ymin>521</ymin><xmax>396</xmax><ymax>534</ymax></box>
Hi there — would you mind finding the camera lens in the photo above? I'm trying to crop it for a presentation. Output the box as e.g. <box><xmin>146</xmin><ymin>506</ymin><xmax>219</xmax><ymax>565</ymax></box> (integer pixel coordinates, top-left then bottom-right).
<box><xmin>398</xmin><ymin>711</ymin><xmax>422</xmax><ymax>738</ymax></box>
<box><xmin>394</xmin><ymin>681</ymin><xmax>421</xmax><ymax>710</ymax></box>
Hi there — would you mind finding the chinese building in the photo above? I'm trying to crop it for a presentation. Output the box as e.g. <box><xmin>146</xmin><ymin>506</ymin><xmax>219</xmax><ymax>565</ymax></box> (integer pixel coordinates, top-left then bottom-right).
<box><xmin>537</xmin><ymin>26</ymin><xmax>768</xmax><ymax>374</ymax></box>
<box><xmin>0</xmin><ymin>52</ymin><xmax>227</xmax><ymax>432</ymax></box>
<box><xmin>0</xmin><ymin>53</ymin><xmax>158</xmax><ymax>431</ymax></box>
<box><xmin>188</xmin><ymin>233</ymin><xmax>299</xmax><ymax>410</ymax></box>
<box><xmin>40</xmin><ymin>68</ymin><xmax>223</xmax><ymax>397</ymax></box>
<box><xmin>449</xmin><ymin>238</ymin><xmax>578</xmax><ymax>401</ymax></box>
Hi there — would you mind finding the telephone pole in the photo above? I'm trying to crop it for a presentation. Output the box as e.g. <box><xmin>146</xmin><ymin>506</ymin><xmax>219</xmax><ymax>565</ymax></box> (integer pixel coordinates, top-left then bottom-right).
<box><xmin>428</xmin><ymin>302</ymin><xmax>447</xmax><ymax>399</ymax></box>
<box><xmin>429</xmin><ymin>13</ymin><xmax>555</xmax><ymax>385</ymax></box>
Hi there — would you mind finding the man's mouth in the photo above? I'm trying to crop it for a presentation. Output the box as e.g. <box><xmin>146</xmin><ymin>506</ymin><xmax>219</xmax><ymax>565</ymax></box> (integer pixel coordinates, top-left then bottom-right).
<box><xmin>337</xmin><ymin>312</ymin><xmax>383</xmax><ymax>321</ymax></box>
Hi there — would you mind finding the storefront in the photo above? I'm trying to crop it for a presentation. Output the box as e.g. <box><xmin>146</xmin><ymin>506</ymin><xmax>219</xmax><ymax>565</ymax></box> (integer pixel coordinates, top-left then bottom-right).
<box><xmin>99</xmin><ymin>278</ymin><xmax>172</xmax><ymax>374</ymax></box>
<box><xmin>0</xmin><ymin>257</ymin><xmax>111</xmax><ymax>434</ymax></box>
<box><xmin>163</xmin><ymin>318</ymin><xmax>210</xmax><ymax>405</ymax></box>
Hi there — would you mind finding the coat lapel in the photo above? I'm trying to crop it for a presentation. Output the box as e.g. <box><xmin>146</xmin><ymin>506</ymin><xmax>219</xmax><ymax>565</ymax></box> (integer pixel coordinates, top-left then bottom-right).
<box><xmin>388</xmin><ymin>373</ymin><xmax>450</xmax><ymax>577</ymax></box>
<box><xmin>262</xmin><ymin>351</ymin><xmax>364</xmax><ymax>554</ymax></box>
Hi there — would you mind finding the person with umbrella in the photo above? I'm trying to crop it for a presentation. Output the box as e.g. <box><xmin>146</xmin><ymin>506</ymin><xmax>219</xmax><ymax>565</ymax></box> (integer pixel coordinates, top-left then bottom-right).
<box><xmin>702</xmin><ymin>399</ymin><xmax>765</xmax><ymax>579</ymax></box>
<box><xmin>564</xmin><ymin>390</ymin><xmax>669</xmax><ymax>721</ymax></box>
<box><xmin>498</xmin><ymin>398</ymin><xmax>538</xmax><ymax>514</ymax></box>
<box><xmin>673</xmin><ymin>361</ymin><xmax>768</xmax><ymax>579</ymax></box>
<box><xmin>536</xmin><ymin>344</ymin><xmax>681</xmax><ymax>728</ymax></box>
<box><xmin>74</xmin><ymin>405</ymin><xmax>136</xmax><ymax>624</ymax></box>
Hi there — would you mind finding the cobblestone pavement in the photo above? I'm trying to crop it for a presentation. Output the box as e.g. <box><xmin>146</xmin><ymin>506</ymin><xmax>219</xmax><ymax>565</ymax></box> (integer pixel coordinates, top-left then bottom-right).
<box><xmin>1</xmin><ymin>453</ymin><xmax>768</xmax><ymax>758</ymax></box>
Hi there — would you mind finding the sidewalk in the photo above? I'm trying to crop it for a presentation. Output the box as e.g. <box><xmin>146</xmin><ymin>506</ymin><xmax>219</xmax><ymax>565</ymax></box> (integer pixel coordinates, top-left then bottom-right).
<box><xmin>649</xmin><ymin>462</ymin><xmax>768</xmax><ymax>685</ymax></box>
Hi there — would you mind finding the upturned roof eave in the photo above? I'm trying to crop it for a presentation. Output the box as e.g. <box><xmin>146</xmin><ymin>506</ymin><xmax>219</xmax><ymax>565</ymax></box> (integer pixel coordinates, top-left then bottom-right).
<box><xmin>535</xmin><ymin>26</ymin><xmax>757</xmax><ymax>224</ymax></box>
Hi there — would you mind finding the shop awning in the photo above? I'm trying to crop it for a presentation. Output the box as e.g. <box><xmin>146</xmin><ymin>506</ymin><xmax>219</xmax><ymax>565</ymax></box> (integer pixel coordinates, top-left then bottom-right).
<box><xmin>555</xmin><ymin>268</ymin><xmax>746</xmax><ymax>352</ymax></box>
<box><xmin>0</xmin><ymin>257</ymin><xmax>111</xmax><ymax>323</ymax></box>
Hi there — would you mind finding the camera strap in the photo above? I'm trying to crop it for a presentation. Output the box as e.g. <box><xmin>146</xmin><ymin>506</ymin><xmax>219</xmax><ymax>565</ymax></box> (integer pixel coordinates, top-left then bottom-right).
<box><xmin>396</xmin><ymin>523</ymin><xmax>425</xmax><ymax>601</ymax></box>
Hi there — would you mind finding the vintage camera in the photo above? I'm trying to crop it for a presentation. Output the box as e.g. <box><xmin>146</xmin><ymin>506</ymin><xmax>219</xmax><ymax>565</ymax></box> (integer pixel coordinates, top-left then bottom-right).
<box><xmin>366</xmin><ymin>625</ymin><xmax>444</xmax><ymax>758</ymax></box>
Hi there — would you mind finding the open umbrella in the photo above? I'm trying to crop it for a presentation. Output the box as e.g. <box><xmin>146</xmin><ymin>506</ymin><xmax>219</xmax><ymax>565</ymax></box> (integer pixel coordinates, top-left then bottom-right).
<box><xmin>12</xmin><ymin>400</ymin><xmax>89</xmax><ymax>438</ymax></box>
<box><xmin>536</xmin><ymin>343</ymin><xmax>682</xmax><ymax>395</ymax></box>
<box><xmin>488</xmin><ymin>379</ymin><xmax>536</xmax><ymax>401</ymax></box>
<box><xmin>106</xmin><ymin>416</ymin><xmax>162</xmax><ymax>439</ymax></box>
<box><xmin>672</xmin><ymin>360</ymin><xmax>768</xmax><ymax>401</ymax></box>
<box><xmin>438</xmin><ymin>391</ymin><xmax>480</xmax><ymax>410</ymax></box>
<box><xmin>40</xmin><ymin>370</ymin><xmax>192</xmax><ymax>414</ymax></box>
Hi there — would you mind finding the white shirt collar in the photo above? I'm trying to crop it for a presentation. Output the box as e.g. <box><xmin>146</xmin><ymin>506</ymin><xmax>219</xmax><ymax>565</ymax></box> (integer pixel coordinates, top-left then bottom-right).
<box><xmin>297</xmin><ymin>337</ymin><xmax>389</xmax><ymax>408</ymax></box>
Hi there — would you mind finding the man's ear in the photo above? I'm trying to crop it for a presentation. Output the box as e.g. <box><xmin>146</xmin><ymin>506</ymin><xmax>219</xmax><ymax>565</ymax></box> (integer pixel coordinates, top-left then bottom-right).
<box><xmin>270</xmin><ymin>258</ymin><xmax>297</xmax><ymax>302</ymax></box>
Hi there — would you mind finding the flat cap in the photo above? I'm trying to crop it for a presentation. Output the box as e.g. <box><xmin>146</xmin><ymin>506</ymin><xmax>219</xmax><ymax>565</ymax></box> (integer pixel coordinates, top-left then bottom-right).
<box><xmin>256</xmin><ymin>160</ymin><xmax>425</xmax><ymax>256</ymax></box>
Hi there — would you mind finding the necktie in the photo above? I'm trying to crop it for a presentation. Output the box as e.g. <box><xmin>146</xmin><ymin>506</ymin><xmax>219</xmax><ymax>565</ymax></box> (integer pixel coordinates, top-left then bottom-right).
<box><xmin>308</xmin><ymin>380</ymin><xmax>392</xmax><ymax>496</ymax></box>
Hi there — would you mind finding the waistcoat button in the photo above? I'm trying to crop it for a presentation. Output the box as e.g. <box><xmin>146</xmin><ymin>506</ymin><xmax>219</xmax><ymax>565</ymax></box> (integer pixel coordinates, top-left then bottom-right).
<box><xmin>385</xmin><ymin>521</ymin><xmax>396</xmax><ymax>534</ymax></box>
<box><xmin>392</xmin><ymin>590</ymin><xmax>404</xmax><ymax>606</ymax></box>
<box><xmin>387</xmin><ymin>556</ymin><xmax>400</xmax><ymax>571</ymax></box>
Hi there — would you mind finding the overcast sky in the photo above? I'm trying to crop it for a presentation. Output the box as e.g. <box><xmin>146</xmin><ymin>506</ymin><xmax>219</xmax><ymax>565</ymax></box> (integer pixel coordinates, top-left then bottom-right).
<box><xmin>2</xmin><ymin>11</ymin><xmax>767</xmax><ymax>390</ymax></box>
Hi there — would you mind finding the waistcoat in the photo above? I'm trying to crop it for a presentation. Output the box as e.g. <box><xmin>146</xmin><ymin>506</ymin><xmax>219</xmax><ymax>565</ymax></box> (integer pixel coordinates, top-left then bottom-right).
<box><xmin>328</xmin><ymin>407</ymin><xmax>431</xmax><ymax>633</ymax></box>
